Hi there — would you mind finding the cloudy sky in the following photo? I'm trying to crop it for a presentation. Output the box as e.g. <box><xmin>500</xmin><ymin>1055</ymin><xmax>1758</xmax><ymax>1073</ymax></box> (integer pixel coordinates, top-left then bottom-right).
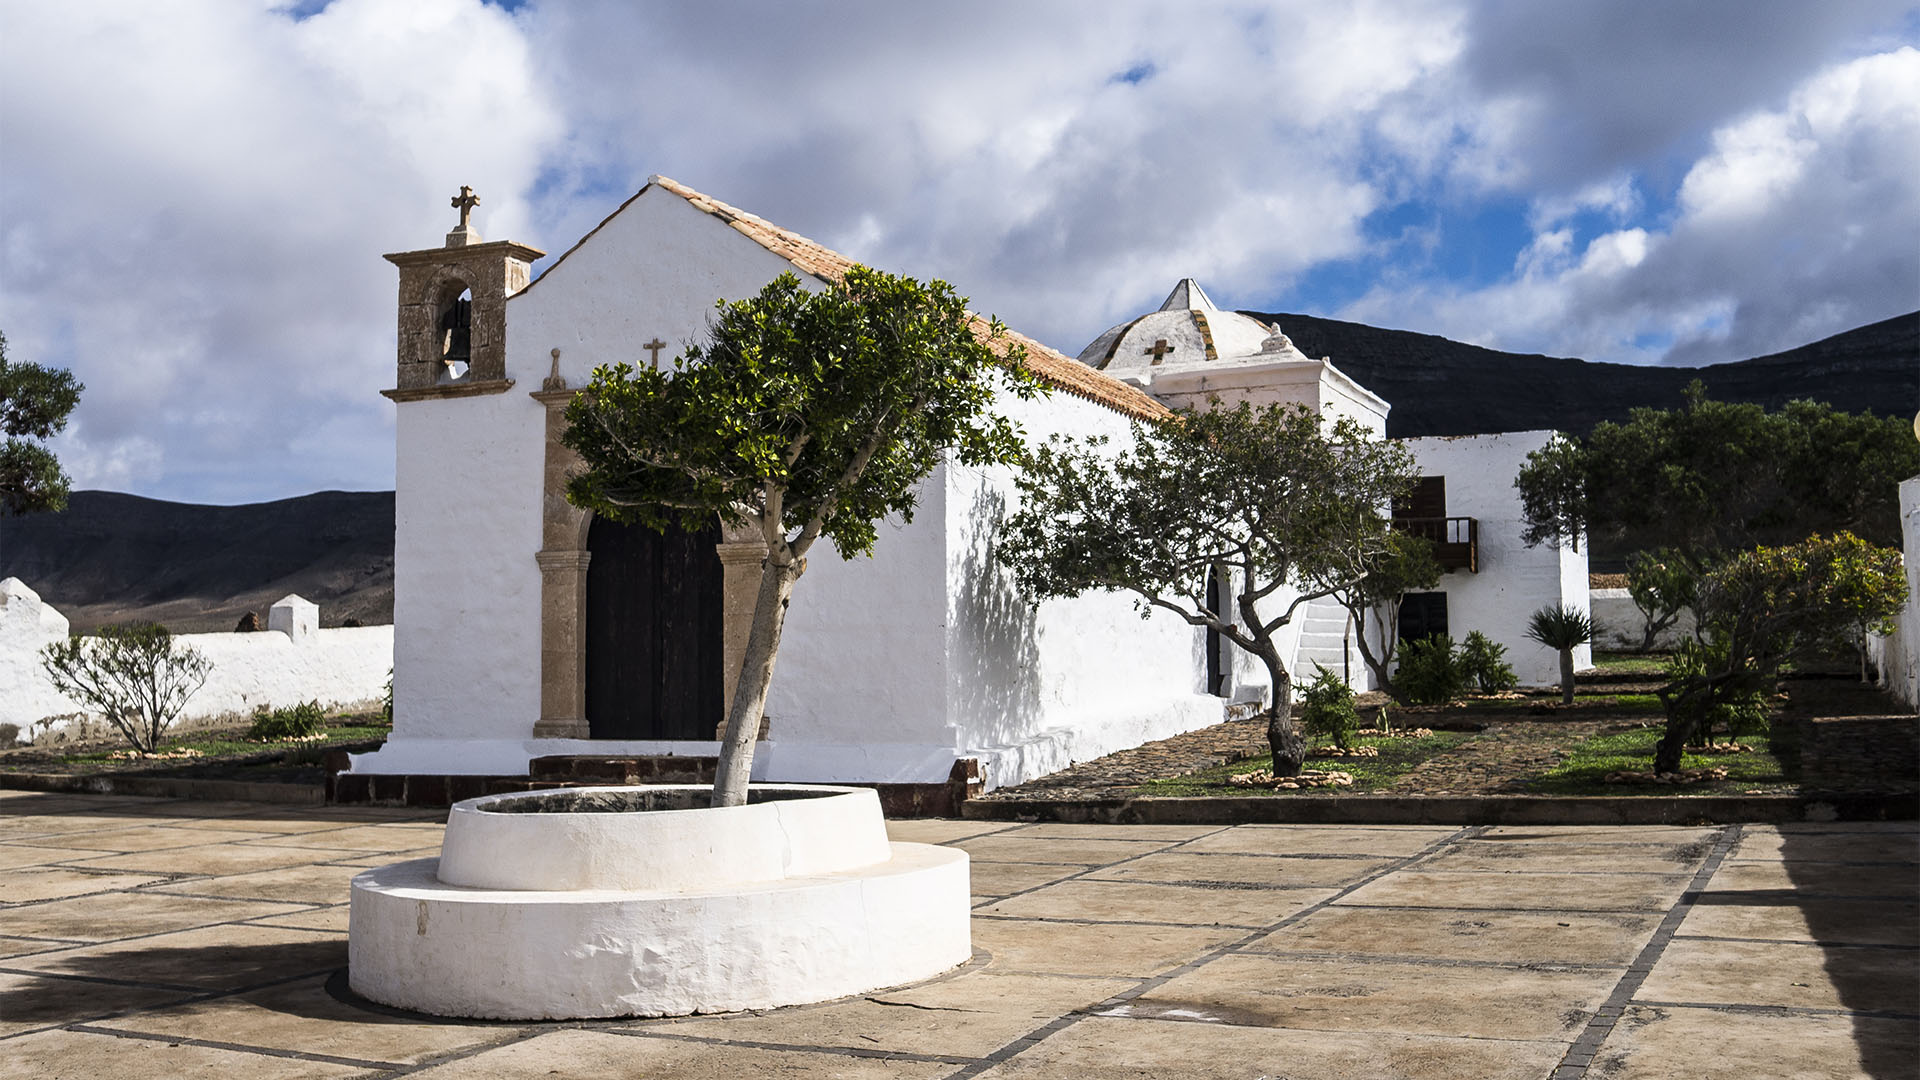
<box><xmin>2</xmin><ymin>1</ymin><xmax>1916</xmax><ymax>504</ymax></box>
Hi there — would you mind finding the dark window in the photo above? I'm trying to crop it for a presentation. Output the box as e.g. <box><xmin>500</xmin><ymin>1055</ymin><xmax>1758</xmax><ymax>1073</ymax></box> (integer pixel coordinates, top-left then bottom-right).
<box><xmin>1205</xmin><ymin>567</ymin><xmax>1227</xmax><ymax>696</ymax></box>
<box><xmin>1393</xmin><ymin>476</ymin><xmax>1446</xmax><ymax>521</ymax></box>
<box><xmin>1398</xmin><ymin>591</ymin><xmax>1448</xmax><ymax>643</ymax></box>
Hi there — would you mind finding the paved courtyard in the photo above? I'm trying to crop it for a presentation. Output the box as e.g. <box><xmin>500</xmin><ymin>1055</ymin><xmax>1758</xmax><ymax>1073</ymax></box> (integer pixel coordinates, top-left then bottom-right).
<box><xmin>1</xmin><ymin>791</ymin><xmax>1914</xmax><ymax>1079</ymax></box>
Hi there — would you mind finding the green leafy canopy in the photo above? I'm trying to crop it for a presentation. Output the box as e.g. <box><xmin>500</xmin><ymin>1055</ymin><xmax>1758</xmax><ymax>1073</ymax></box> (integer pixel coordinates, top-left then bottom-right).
<box><xmin>1</xmin><ymin>330</ymin><xmax>85</xmax><ymax>517</ymax></box>
<box><xmin>563</xmin><ymin>268</ymin><xmax>1042</xmax><ymax>559</ymax></box>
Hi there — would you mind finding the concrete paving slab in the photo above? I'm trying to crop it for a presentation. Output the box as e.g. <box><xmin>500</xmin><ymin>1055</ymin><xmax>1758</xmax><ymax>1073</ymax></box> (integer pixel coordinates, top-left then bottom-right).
<box><xmin>1338</xmin><ymin>869</ymin><xmax>1693</xmax><ymax>911</ymax></box>
<box><xmin>642</xmin><ymin>970</ymin><xmax>1131</xmax><ymax>1060</ymax></box>
<box><xmin>405</xmin><ymin>1027</ymin><xmax>954</xmax><ymax>1079</ymax></box>
<box><xmin>4</xmin><ymin>923</ymin><xmax>347</xmax><ymax>992</ymax></box>
<box><xmin>0</xmin><ymin>891</ymin><xmax>305</xmax><ymax>942</ymax></box>
<box><xmin>0</xmin><ymin>935</ymin><xmax>84</xmax><ymax>959</ymax></box>
<box><xmin>0</xmin><ymin>844</ymin><xmax>95</xmax><ymax>870</ymax></box>
<box><xmin>245</xmin><ymin>905</ymin><xmax>351</xmax><ymax>933</ymax></box>
<box><xmin>94</xmin><ymin>973</ymin><xmax>525</xmax><ymax>1066</ymax></box>
<box><xmin>972</xmin><ymin>1014</ymin><xmax>1566</xmax><ymax>1080</ymax></box>
<box><xmin>1245</xmin><ymin>905</ymin><xmax>1659</xmax><ymax>967</ymax></box>
<box><xmin>1418</xmin><ymin>839</ymin><xmax>1708</xmax><ymax>874</ymax></box>
<box><xmin>32</xmin><ymin>825</ymin><xmax>274</xmax><ymax>853</ymax></box>
<box><xmin>62</xmin><ymin>841</ymin><xmax>341</xmax><ymax>877</ymax></box>
<box><xmin>1004</xmin><ymin>823</ymin><xmax>1227</xmax><ymax>841</ymax></box>
<box><xmin>971</xmin><ymin>917</ymin><xmax>1244</xmax><ymax>977</ymax></box>
<box><xmin>254</xmin><ymin>823</ymin><xmax>451</xmax><ymax>853</ymax></box>
<box><xmin>0</xmin><ymin>972</ymin><xmax>200</xmax><ymax>1038</ymax></box>
<box><xmin>1176</xmin><ymin>824</ymin><xmax>1453</xmax><ymax>857</ymax></box>
<box><xmin>1676</xmin><ymin>896</ymin><xmax>1920</xmax><ymax>946</ymax></box>
<box><xmin>1128</xmin><ymin>951</ymin><xmax>1614</xmax><ymax>1042</ymax></box>
<box><xmin>1732</xmin><ymin>826</ymin><xmax>1920</xmax><ymax>862</ymax></box>
<box><xmin>329</xmin><ymin>845</ymin><xmax>441</xmax><ymax>867</ymax></box>
<box><xmin>1708</xmin><ymin>858</ymin><xmax>1917</xmax><ymax>898</ymax></box>
<box><xmin>964</xmin><ymin>860</ymin><xmax>1089</xmax><ymax>898</ymax></box>
<box><xmin>952</xmin><ymin>834</ymin><xmax>1178</xmax><ymax>865</ymax></box>
<box><xmin>977</xmin><ymin>878</ymin><xmax>1336</xmax><ymax>928</ymax></box>
<box><xmin>884</xmin><ymin>819</ymin><xmax>1019</xmax><ymax>844</ymax></box>
<box><xmin>1477</xmin><ymin>825</ymin><xmax>1723</xmax><ymax>844</ymax></box>
<box><xmin>0</xmin><ymin>867</ymin><xmax>167</xmax><ymax>903</ymax></box>
<box><xmin>1636</xmin><ymin>937</ymin><xmax>1919</xmax><ymax>1013</ymax></box>
<box><xmin>1597</xmin><ymin>1004</ymin><xmax>1918</xmax><ymax>1080</ymax></box>
<box><xmin>1086</xmin><ymin>851</ymin><xmax>1397</xmax><ymax>888</ymax></box>
<box><xmin>0</xmin><ymin>1027</ymin><xmax>370</xmax><ymax>1079</ymax></box>
<box><xmin>149</xmin><ymin>863</ymin><xmax>366</xmax><ymax>905</ymax></box>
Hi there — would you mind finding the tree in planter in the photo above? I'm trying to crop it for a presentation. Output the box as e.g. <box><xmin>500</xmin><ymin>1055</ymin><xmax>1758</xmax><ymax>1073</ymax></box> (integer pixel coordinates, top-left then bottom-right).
<box><xmin>1652</xmin><ymin>532</ymin><xmax>1905</xmax><ymax>774</ymax></box>
<box><xmin>564</xmin><ymin>267</ymin><xmax>1042</xmax><ymax>807</ymax></box>
<box><xmin>40</xmin><ymin>623</ymin><xmax>212</xmax><ymax>755</ymax></box>
<box><xmin>1</xmin><ymin>329</ymin><xmax>85</xmax><ymax>518</ymax></box>
<box><xmin>1624</xmin><ymin>549</ymin><xmax>1696</xmax><ymax>653</ymax></box>
<box><xmin>999</xmin><ymin>401</ymin><xmax>1418</xmax><ymax>777</ymax></box>
<box><xmin>1526</xmin><ymin>604</ymin><xmax>1592</xmax><ymax>706</ymax></box>
<box><xmin>1332</xmin><ymin>529</ymin><xmax>1441</xmax><ymax>701</ymax></box>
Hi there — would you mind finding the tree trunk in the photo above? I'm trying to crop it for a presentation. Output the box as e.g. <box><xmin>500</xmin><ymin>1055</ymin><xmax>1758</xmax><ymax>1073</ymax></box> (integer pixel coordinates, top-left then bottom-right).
<box><xmin>1263</xmin><ymin>666</ymin><xmax>1305</xmax><ymax>777</ymax></box>
<box><xmin>1558</xmin><ymin>648</ymin><xmax>1575</xmax><ymax>706</ymax></box>
<box><xmin>1654</xmin><ymin>722</ymin><xmax>1689</xmax><ymax>774</ymax></box>
<box><xmin>711</xmin><ymin>558</ymin><xmax>801</xmax><ymax>807</ymax></box>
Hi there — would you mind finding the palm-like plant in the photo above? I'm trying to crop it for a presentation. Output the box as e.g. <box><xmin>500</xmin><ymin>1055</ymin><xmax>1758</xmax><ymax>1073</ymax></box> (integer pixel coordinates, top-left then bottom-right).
<box><xmin>1526</xmin><ymin>604</ymin><xmax>1593</xmax><ymax>705</ymax></box>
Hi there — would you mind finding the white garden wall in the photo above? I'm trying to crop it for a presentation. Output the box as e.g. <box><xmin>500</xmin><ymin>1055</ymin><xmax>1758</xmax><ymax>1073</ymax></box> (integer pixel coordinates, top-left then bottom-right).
<box><xmin>1402</xmin><ymin>432</ymin><xmax>1591</xmax><ymax>687</ymax></box>
<box><xmin>0</xmin><ymin>580</ymin><xmax>391</xmax><ymax>740</ymax></box>
<box><xmin>1591</xmin><ymin>587</ymin><xmax>1698</xmax><ymax>651</ymax></box>
<box><xmin>1876</xmin><ymin>476</ymin><xmax>1920</xmax><ymax>710</ymax></box>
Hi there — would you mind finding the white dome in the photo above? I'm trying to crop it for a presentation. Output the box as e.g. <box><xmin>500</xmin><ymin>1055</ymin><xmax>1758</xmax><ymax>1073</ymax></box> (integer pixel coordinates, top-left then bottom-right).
<box><xmin>1076</xmin><ymin>279</ymin><xmax>1311</xmax><ymax>377</ymax></box>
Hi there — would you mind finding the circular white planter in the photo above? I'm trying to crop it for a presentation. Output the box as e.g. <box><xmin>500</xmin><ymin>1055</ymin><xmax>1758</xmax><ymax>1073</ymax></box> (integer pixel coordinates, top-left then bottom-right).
<box><xmin>348</xmin><ymin>785</ymin><xmax>970</xmax><ymax>1020</ymax></box>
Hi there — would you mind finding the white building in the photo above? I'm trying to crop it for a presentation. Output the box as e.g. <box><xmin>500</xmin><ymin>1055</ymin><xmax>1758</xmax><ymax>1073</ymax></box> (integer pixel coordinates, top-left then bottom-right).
<box><xmin>349</xmin><ymin>178</ymin><xmax>1586</xmax><ymax>798</ymax></box>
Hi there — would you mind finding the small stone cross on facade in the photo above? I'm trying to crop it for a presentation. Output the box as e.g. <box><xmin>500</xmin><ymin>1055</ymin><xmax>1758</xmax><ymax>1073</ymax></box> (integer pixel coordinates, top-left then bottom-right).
<box><xmin>642</xmin><ymin>338</ymin><xmax>668</xmax><ymax>368</ymax></box>
<box><xmin>452</xmin><ymin>186</ymin><xmax>480</xmax><ymax>230</ymax></box>
<box><xmin>1146</xmin><ymin>338</ymin><xmax>1175</xmax><ymax>364</ymax></box>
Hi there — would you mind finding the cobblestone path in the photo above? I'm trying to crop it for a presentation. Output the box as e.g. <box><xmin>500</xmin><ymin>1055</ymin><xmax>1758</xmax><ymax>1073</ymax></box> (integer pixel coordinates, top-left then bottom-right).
<box><xmin>975</xmin><ymin>712</ymin><xmax>1274</xmax><ymax>800</ymax></box>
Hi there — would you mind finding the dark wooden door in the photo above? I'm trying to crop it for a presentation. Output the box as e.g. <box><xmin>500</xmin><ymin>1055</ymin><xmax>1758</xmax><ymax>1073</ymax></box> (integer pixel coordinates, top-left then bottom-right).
<box><xmin>585</xmin><ymin>515</ymin><xmax>724</xmax><ymax>740</ymax></box>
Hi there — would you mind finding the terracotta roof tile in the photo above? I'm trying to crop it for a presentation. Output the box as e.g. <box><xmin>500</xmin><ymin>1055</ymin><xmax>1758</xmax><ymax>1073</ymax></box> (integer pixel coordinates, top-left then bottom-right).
<box><xmin>648</xmin><ymin>176</ymin><xmax>1170</xmax><ymax>423</ymax></box>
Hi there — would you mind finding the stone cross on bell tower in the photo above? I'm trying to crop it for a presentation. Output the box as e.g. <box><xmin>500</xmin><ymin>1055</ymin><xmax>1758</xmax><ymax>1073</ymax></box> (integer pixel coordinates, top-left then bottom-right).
<box><xmin>447</xmin><ymin>186</ymin><xmax>483</xmax><ymax>248</ymax></box>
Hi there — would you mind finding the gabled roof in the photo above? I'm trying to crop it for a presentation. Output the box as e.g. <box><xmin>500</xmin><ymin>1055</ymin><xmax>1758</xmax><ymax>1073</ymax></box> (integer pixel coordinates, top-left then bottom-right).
<box><xmin>638</xmin><ymin>176</ymin><xmax>1171</xmax><ymax>423</ymax></box>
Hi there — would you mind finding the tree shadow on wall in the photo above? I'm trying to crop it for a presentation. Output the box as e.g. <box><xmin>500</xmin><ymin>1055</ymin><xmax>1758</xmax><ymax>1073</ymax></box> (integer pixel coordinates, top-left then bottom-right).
<box><xmin>949</xmin><ymin>485</ymin><xmax>1041</xmax><ymax>755</ymax></box>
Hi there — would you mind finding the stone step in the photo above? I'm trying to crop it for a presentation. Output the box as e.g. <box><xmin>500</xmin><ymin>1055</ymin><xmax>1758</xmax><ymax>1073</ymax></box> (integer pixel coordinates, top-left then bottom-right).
<box><xmin>528</xmin><ymin>755</ymin><xmax>720</xmax><ymax>785</ymax></box>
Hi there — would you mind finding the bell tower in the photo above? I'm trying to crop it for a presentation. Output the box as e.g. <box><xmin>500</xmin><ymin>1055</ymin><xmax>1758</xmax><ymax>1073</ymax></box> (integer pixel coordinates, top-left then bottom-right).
<box><xmin>381</xmin><ymin>186</ymin><xmax>545</xmax><ymax>401</ymax></box>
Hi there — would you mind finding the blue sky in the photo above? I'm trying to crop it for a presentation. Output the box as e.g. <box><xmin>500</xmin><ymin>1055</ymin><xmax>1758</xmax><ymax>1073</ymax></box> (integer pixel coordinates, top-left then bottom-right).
<box><xmin>1</xmin><ymin>1</ymin><xmax>1915</xmax><ymax>504</ymax></box>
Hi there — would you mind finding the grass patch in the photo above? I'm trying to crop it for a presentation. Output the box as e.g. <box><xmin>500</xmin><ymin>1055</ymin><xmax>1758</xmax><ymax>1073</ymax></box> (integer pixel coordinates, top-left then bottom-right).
<box><xmin>1588</xmin><ymin>651</ymin><xmax>1669</xmax><ymax>676</ymax></box>
<box><xmin>1528</xmin><ymin>725</ymin><xmax>1791</xmax><ymax>795</ymax></box>
<box><xmin>56</xmin><ymin>717</ymin><xmax>389</xmax><ymax>765</ymax></box>
<box><xmin>1135</xmin><ymin>731</ymin><xmax>1476</xmax><ymax>796</ymax></box>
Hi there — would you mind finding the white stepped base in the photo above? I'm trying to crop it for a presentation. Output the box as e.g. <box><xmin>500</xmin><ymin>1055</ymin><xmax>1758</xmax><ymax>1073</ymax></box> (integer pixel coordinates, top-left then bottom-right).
<box><xmin>349</xmin><ymin>843</ymin><xmax>971</xmax><ymax>1020</ymax></box>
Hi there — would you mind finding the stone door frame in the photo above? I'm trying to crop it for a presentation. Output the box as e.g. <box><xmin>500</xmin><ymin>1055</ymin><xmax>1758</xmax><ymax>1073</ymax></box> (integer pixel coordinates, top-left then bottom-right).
<box><xmin>530</xmin><ymin>386</ymin><xmax>765</xmax><ymax>740</ymax></box>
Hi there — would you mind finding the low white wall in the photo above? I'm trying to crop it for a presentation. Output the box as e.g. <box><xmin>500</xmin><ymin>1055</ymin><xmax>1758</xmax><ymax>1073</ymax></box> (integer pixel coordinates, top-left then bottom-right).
<box><xmin>1402</xmin><ymin>432</ymin><xmax>1591</xmax><ymax>686</ymax></box>
<box><xmin>0</xmin><ymin>579</ymin><xmax>391</xmax><ymax>740</ymax></box>
<box><xmin>1878</xmin><ymin>477</ymin><xmax>1920</xmax><ymax>710</ymax></box>
<box><xmin>1591</xmin><ymin>587</ymin><xmax>1697</xmax><ymax>651</ymax></box>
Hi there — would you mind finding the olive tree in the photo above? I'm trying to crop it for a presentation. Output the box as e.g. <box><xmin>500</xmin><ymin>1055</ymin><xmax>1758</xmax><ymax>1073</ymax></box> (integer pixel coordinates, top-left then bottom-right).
<box><xmin>563</xmin><ymin>267</ymin><xmax>1042</xmax><ymax>806</ymax></box>
<box><xmin>998</xmin><ymin>402</ymin><xmax>1418</xmax><ymax>776</ymax></box>
<box><xmin>1332</xmin><ymin>530</ymin><xmax>1442</xmax><ymax>701</ymax></box>
<box><xmin>41</xmin><ymin>623</ymin><xmax>211</xmax><ymax>755</ymax></box>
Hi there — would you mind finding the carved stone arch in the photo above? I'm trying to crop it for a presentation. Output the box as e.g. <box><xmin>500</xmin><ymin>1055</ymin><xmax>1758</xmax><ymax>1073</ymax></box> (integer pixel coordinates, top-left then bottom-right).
<box><xmin>530</xmin><ymin>384</ymin><xmax>769</xmax><ymax>740</ymax></box>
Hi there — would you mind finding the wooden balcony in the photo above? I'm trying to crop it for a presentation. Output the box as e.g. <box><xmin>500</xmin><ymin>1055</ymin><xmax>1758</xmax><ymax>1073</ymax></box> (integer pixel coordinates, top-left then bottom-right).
<box><xmin>1393</xmin><ymin>516</ymin><xmax>1478</xmax><ymax>573</ymax></box>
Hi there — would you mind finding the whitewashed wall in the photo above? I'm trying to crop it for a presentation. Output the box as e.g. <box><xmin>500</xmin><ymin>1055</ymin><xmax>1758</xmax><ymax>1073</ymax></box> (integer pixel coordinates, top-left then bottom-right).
<box><xmin>1402</xmin><ymin>431</ymin><xmax>1591</xmax><ymax>686</ymax></box>
<box><xmin>368</xmin><ymin>188</ymin><xmax>807</xmax><ymax>775</ymax></box>
<box><xmin>1877</xmin><ymin>477</ymin><xmax>1920</xmax><ymax>709</ymax></box>
<box><xmin>0</xmin><ymin>580</ymin><xmax>390</xmax><ymax>739</ymax></box>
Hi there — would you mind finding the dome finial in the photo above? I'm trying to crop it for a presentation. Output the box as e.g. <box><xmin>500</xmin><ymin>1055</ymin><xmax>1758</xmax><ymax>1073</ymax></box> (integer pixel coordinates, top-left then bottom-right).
<box><xmin>1158</xmin><ymin>278</ymin><xmax>1217</xmax><ymax>312</ymax></box>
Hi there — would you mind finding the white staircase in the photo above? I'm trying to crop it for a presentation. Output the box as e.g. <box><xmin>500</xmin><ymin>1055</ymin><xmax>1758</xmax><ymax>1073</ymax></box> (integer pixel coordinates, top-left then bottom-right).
<box><xmin>1293</xmin><ymin>596</ymin><xmax>1353</xmax><ymax>685</ymax></box>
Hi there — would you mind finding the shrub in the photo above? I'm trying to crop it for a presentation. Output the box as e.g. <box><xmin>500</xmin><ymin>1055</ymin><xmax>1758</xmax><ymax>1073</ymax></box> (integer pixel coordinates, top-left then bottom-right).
<box><xmin>248</xmin><ymin>700</ymin><xmax>325</xmax><ymax>741</ymax></box>
<box><xmin>1663</xmin><ymin>640</ymin><xmax>1769</xmax><ymax>744</ymax></box>
<box><xmin>1396</xmin><ymin>634</ymin><xmax>1466</xmax><ymax>705</ymax></box>
<box><xmin>41</xmin><ymin>623</ymin><xmax>211</xmax><ymax>755</ymax></box>
<box><xmin>1298</xmin><ymin>668</ymin><xmax>1360</xmax><ymax>749</ymax></box>
<box><xmin>0</xmin><ymin>722</ymin><xmax>18</xmax><ymax>747</ymax></box>
<box><xmin>1459</xmin><ymin>631</ymin><xmax>1518</xmax><ymax>693</ymax></box>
